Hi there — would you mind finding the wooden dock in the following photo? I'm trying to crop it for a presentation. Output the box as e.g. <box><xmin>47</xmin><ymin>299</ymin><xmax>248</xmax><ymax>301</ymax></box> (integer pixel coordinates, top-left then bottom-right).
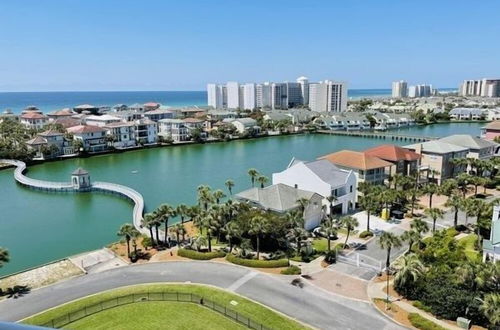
<box><xmin>317</xmin><ymin>130</ymin><xmax>437</xmax><ymax>142</ymax></box>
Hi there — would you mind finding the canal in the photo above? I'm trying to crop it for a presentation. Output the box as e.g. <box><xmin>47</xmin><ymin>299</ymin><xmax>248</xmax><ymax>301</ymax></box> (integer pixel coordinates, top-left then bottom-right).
<box><xmin>0</xmin><ymin>122</ymin><xmax>485</xmax><ymax>275</ymax></box>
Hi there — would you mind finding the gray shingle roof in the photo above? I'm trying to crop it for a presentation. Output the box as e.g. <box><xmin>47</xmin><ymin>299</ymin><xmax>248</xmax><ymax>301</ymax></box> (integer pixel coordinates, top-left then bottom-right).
<box><xmin>302</xmin><ymin>159</ymin><xmax>351</xmax><ymax>188</ymax></box>
<box><xmin>438</xmin><ymin>134</ymin><xmax>497</xmax><ymax>150</ymax></box>
<box><xmin>404</xmin><ymin>140</ymin><xmax>469</xmax><ymax>154</ymax></box>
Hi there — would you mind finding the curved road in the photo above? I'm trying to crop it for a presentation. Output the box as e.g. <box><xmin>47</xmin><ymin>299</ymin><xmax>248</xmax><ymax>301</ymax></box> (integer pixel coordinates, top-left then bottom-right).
<box><xmin>0</xmin><ymin>262</ymin><xmax>402</xmax><ymax>330</ymax></box>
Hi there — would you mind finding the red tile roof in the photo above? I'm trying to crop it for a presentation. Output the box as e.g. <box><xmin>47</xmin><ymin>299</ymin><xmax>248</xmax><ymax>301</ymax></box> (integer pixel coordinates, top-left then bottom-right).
<box><xmin>67</xmin><ymin>125</ymin><xmax>105</xmax><ymax>134</ymax></box>
<box><xmin>21</xmin><ymin>112</ymin><xmax>46</xmax><ymax>119</ymax></box>
<box><xmin>319</xmin><ymin>150</ymin><xmax>393</xmax><ymax>170</ymax></box>
<box><xmin>364</xmin><ymin>144</ymin><xmax>421</xmax><ymax>162</ymax></box>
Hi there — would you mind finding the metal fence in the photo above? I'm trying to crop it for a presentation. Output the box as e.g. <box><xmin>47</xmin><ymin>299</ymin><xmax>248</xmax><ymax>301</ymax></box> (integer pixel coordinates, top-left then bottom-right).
<box><xmin>40</xmin><ymin>292</ymin><xmax>271</xmax><ymax>330</ymax></box>
<box><xmin>336</xmin><ymin>251</ymin><xmax>383</xmax><ymax>272</ymax></box>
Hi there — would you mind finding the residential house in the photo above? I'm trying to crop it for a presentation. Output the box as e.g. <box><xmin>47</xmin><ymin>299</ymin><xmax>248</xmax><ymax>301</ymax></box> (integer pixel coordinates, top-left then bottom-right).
<box><xmin>47</xmin><ymin>108</ymin><xmax>75</xmax><ymax>121</ymax></box>
<box><xmin>483</xmin><ymin>205</ymin><xmax>500</xmax><ymax>261</ymax></box>
<box><xmin>231</xmin><ymin>118</ymin><xmax>259</xmax><ymax>134</ymax></box>
<box><xmin>235</xmin><ymin>183</ymin><xmax>324</xmax><ymax>230</ymax></box>
<box><xmin>183</xmin><ymin>118</ymin><xmax>205</xmax><ymax>131</ymax></box>
<box><xmin>143</xmin><ymin>108</ymin><xmax>174</xmax><ymax>122</ymax></box>
<box><xmin>272</xmin><ymin>158</ymin><xmax>357</xmax><ymax>214</ymax></box>
<box><xmin>364</xmin><ymin>144</ymin><xmax>421</xmax><ymax>176</ymax></box>
<box><xmin>207</xmin><ymin>110</ymin><xmax>237</xmax><ymax>121</ymax></box>
<box><xmin>319</xmin><ymin>150</ymin><xmax>393</xmax><ymax>186</ymax></box>
<box><xmin>158</xmin><ymin>119</ymin><xmax>189</xmax><ymax>142</ymax></box>
<box><xmin>20</xmin><ymin>111</ymin><xmax>48</xmax><ymax>130</ymax></box>
<box><xmin>143</xmin><ymin>102</ymin><xmax>161</xmax><ymax>111</ymax></box>
<box><xmin>484</xmin><ymin>109</ymin><xmax>500</xmax><ymax>121</ymax></box>
<box><xmin>85</xmin><ymin>114</ymin><xmax>122</xmax><ymax>127</ymax></box>
<box><xmin>67</xmin><ymin>125</ymin><xmax>107</xmax><ymax>152</ymax></box>
<box><xmin>438</xmin><ymin>134</ymin><xmax>497</xmax><ymax>160</ymax></box>
<box><xmin>449</xmin><ymin>108</ymin><xmax>483</xmax><ymax>120</ymax></box>
<box><xmin>103</xmin><ymin>122</ymin><xmax>136</xmax><ymax>148</ymax></box>
<box><xmin>134</xmin><ymin>118</ymin><xmax>157</xmax><ymax>145</ymax></box>
<box><xmin>481</xmin><ymin>121</ymin><xmax>500</xmax><ymax>141</ymax></box>
<box><xmin>404</xmin><ymin>141</ymin><xmax>469</xmax><ymax>184</ymax></box>
<box><xmin>73</xmin><ymin>104</ymin><xmax>99</xmax><ymax>114</ymax></box>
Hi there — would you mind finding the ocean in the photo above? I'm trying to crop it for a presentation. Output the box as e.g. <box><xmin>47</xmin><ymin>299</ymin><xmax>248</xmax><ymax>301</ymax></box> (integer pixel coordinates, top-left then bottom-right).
<box><xmin>0</xmin><ymin>89</ymin><xmax>456</xmax><ymax>114</ymax></box>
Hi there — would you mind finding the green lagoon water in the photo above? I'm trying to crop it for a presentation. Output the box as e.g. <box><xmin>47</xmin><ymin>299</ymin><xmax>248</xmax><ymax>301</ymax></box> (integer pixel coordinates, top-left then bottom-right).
<box><xmin>0</xmin><ymin>122</ymin><xmax>485</xmax><ymax>275</ymax></box>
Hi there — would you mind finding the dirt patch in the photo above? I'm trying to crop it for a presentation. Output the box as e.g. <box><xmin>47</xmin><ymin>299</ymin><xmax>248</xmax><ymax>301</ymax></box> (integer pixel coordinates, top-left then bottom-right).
<box><xmin>108</xmin><ymin>236</ymin><xmax>159</xmax><ymax>263</ymax></box>
<box><xmin>373</xmin><ymin>298</ymin><xmax>414</xmax><ymax>329</ymax></box>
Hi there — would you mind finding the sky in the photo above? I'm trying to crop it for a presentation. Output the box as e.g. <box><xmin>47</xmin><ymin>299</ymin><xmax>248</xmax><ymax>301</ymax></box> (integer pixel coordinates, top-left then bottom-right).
<box><xmin>0</xmin><ymin>0</ymin><xmax>499</xmax><ymax>91</ymax></box>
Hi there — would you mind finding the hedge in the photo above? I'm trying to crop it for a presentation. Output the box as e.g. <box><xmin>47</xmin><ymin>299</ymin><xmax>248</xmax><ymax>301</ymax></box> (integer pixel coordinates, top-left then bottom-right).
<box><xmin>412</xmin><ymin>301</ymin><xmax>432</xmax><ymax>313</ymax></box>
<box><xmin>177</xmin><ymin>249</ymin><xmax>226</xmax><ymax>260</ymax></box>
<box><xmin>408</xmin><ymin>313</ymin><xmax>446</xmax><ymax>330</ymax></box>
<box><xmin>280</xmin><ymin>265</ymin><xmax>301</xmax><ymax>275</ymax></box>
<box><xmin>226</xmin><ymin>254</ymin><xmax>289</xmax><ymax>268</ymax></box>
<box><xmin>359</xmin><ymin>230</ymin><xmax>374</xmax><ymax>239</ymax></box>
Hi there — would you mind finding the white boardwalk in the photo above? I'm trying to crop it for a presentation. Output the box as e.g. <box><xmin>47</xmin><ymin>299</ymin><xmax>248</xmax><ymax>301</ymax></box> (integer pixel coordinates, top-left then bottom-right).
<box><xmin>1</xmin><ymin>159</ymin><xmax>147</xmax><ymax>234</ymax></box>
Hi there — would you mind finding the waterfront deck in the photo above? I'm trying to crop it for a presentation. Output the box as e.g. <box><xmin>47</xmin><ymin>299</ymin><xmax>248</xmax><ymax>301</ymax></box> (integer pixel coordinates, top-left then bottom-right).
<box><xmin>317</xmin><ymin>130</ymin><xmax>437</xmax><ymax>142</ymax></box>
<box><xmin>1</xmin><ymin>159</ymin><xmax>147</xmax><ymax>235</ymax></box>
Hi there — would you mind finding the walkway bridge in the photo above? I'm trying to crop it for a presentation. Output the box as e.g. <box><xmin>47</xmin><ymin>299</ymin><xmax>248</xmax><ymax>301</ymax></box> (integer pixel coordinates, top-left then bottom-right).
<box><xmin>317</xmin><ymin>130</ymin><xmax>438</xmax><ymax>142</ymax></box>
<box><xmin>1</xmin><ymin>159</ymin><xmax>147</xmax><ymax>235</ymax></box>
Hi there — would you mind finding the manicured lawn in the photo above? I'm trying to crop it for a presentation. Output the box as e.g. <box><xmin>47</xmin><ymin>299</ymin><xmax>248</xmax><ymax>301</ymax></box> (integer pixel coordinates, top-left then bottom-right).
<box><xmin>23</xmin><ymin>284</ymin><xmax>307</xmax><ymax>330</ymax></box>
<box><xmin>65</xmin><ymin>301</ymin><xmax>246</xmax><ymax>330</ymax></box>
<box><xmin>312</xmin><ymin>238</ymin><xmax>328</xmax><ymax>252</ymax></box>
<box><xmin>457</xmin><ymin>234</ymin><xmax>480</xmax><ymax>261</ymax></box>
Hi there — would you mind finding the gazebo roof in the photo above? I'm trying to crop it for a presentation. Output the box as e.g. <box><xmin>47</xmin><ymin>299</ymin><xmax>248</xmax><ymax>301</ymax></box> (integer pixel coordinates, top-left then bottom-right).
<box><xmin>72</xmin><ymin>168</ymin><xmax>89</xmax><ymax>175</ymax></box>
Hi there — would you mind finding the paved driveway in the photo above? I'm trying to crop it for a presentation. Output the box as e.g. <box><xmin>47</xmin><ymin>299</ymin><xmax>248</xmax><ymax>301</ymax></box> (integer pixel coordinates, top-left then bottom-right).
<box><xmin>0</xmin><ymin>261</ymin><xmax>402</xmax><ymax>330</ymax></box>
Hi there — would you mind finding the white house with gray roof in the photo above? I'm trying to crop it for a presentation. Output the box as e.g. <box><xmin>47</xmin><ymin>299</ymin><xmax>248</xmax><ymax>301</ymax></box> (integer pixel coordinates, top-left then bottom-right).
<box><xmin>272</xmin><ymin>158</ymin><xmax>357</xmax><ymax>214</ymax></box>
<box><xmin>438</xmin><ymin>134</ymin><xmax>497</xmax><ymax>160</ymax></box>
<box><xmin>235</xmin><ymin>183</ymin><xmax>324</xmax><ymax>230</ymax></box>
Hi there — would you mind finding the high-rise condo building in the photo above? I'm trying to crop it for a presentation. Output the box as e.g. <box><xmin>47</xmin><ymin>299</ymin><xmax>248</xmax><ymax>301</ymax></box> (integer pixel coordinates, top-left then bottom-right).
<box><xmin>256</xmin><ymin>83</ymin><xmax>272</xmax><ymax>109</ymax></box>
<box><xmin>207</xmin><ymin>84</ymin><xmax>226</xmax><ymax>109</ymax></box>
<box><xmin>308</xmin><ymin>80</ymin><xmax>347</xmax><ymax>112</ymax></box>
<box><xmin>408</xmin><ymin>84</ymin><xmax>432</xmax><ymax>98</ymax></box>
<box><xmin>286</xmin><ymin>82</ymin><xmax>303</xmax><ymax>108</ymax></box>
<box><xmin>243</xmin><ymin>83</ymin><xmax>256</xmax><ymax>110</ymax></box>
<box><xmin>392</xmin><ymin>80</ymin><xmax>408</xmax><ymax>98</ymax></box>
<box><xmin>459</xmin><ymin>79</ymin><xmax>500</xmax><ymax>97</ymax></box>
<box><xmin>271</xmin><ymin>83</ymin><xmax>288</xmax><ymax>110</ymax></box>
<box><xmin>296</xmin><ymin>76</ymin><xmax>309</xmax><ymax>105</ymax></box>
<box><xmin>226</xmin><ymin>81</ymin><xmax>240</xmax><ymax>109</ymax></box>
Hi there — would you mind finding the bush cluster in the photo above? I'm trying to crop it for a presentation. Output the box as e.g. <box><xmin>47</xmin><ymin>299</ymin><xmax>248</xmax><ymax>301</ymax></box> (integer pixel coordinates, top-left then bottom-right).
<box><xmin>177</xmin><ymin>249</ymin><xmax>226</xmax><ymax>260</ymax></box>
<box><xmin>358</xmin><ymin>230</ymin><xmax>374</xmax><ymax>239</ymax></box>
<box><xmin>226</xmin><ymin>254</ymin><xmax>289</xmax><ymax>268</ymax></box>
<box><xmin>408</xmin><ymin>313</ymin><xmax>446</xmax><ymax>330</ymax></box>
<box><xmin>280</xmin><ymin>265</ymin><xmax>301</xmax><ymax>275</ymax></box>
<box><xmin>412</xmin><ymin>301</ymin><xmax>432</xmax><ymax>313</ymax></box>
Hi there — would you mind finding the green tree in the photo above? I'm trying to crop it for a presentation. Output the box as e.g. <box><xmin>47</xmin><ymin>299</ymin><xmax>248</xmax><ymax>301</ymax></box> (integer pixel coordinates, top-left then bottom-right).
<box><xmin>157</xmin><ymin>204</ymin><xmax>176</xmax><ymax>246</ymax></box>
<box><xmin>248</xmin><ymin>215</ymin><xmax>269</xmax><ymax>259</ymax></box>
<box><xmin>340</xmin><ymin>216</ymin><xmax>359</xmax><ymax>248</ymax></box>
<box><xmin>424</xmin><ymin>207</ymin><xmax>444</xmax><ymax>233</ymax></box>
<box><xmin>225</xmin><ymin>179</ymin><xmax>235</xmax><ymax>195</ymax></box>
<box><xmin>172</xmin><ymin>223</ymin><xmax>186</xmax><ymax>244</ymax></box>
<box><xmin>478</xmin><ymin>293</ymin><xmax>500</xmax><ymax>328</ymax></box>
<box><xmin>117</xmin><ymin>223</ymin><xmax>139</xmax><ymax>258</ymax></box>
<box><xmin>378</xmin><ymin>232</ymin><xmax>402</xmax><ymax>305</ymax></box>
<box><xmin>320</xmin><ymin>218</ymin><xmax>337</xmax><ymax>251</ymax></box>
<box><xmin>256</xmin><ymin>175</ymin><xmax>268</xmax><ymax>189</ymax></box>
<box><xmin>359</xmin><ymin>193</ymin><xmax>379</xmax><ymax>232</ymax></box>
<box><xmin>225</xmin><ymin>221</ymin><xmax>242</xmax><ymax>253</ymax></box>
<box><xmin>422</xmin><ymin>183</ymin><xmax>439</xmax><ymax>208</ymax></box>
<box><xmin>444</xmin><ymin>194</ymin><xmax>463</xmax><ymax>228</ymax></box>
<box><xmin>141</xmin><ymin>213</ymin><xmax>156</xmax><ymax>247</ymax></box>
<box><xmin>212</xmin><ymin>189</ymin><xmax>226</xmax><ymax>204</ymax></box>
<box><xmin>393</xmin><ymin>253</ymin><xmax>425</xmax><ymax>296</ymax></box>
<box><xmin>247</xmin><ymin>168</ymin><xmax>259</xmax><ymax>187</ymax></box>
<box><xmin>410</xmin><ymin>218</ymin><xmax>429</xmax><ymax>249</ymax></box>
<box><xmin>401</xmin><ymin>229</ymin><xmax>421</xmax><ymax>254</ymax></box>
<box><xmin>0</xmin><ymin>247</ymin><xmax>9</xmax><ymax>268</ymax></box>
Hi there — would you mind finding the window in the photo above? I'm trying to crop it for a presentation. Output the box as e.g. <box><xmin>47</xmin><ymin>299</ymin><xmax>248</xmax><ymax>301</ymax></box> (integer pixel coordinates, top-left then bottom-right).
<box><xmin>350</xmin><ymin>185</ymin><xmax>353</xmax><ymax>193</ymax></box>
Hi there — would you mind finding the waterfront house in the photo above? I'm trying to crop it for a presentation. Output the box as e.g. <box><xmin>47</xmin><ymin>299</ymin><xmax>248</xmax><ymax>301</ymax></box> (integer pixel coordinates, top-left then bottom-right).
<box><xmin>134</xmin><ymin>118</ymin><xmax>157</xmax><ymax>145</ymax></box>
<box><xmin>47</xmin><ymin>108</ymin><xmax>75</xmax><ymax>121</ymax></box>
<box><xmin>404</xmin><ymin>141</ymin><xmax>469</xmax><ymax>184</ymax></box>
<box><xmin>449</xmin><ymin>108</ymin><xmax>484</xmax><ymax>120</ymax></box>
<box><xmin>272</xmin><ymin>158</ymin><xmax>357</xmax><ymax>214</ymax></box>
<box><xmin>319</xmin><ymin>150</ymin><xmax>393</xmax><ymax>186</ymax></box>
<box><xmin>26</xmin><ymin>136</ymin><xmax>49</xmax><ymax>159</ymax></box>
<box><xmin>263</xmin><ymin>111</ymin><xmax>292</xmax><ymax>123</ymax></box>
<box><xmin>53</xmin><ymin>117</ymin><xmax>82</xmax><ymax>129</ymax></box>
<box><xmin>231</xmin><ymin>118</ymin><xmax>259</xmax><ymax>134</ymax></box>
<box><xmin>26</xmin><ymin>130</ymin><xmax>71</xmax><ymax>159</ymax></box>
<box><xmin>170</xmin><ymin>107</ymin><xmax>206</xmax><ymax>119</ymax></box>
<box><xmin>103</xmin><ymin>122</ymin><xmax>136</xmax><ymax>148</ymax></box>
<box><xmin>73</xmin><ymin>104</ymin><xmax>99</xmax><ymax>115</ymax></box>
<box><xmin>183</xmin><ymin>118</ymin><xmax>205</xmax><ymax>130</ymax></box>
<box><xmin>158</xmin><ymin>119</ymin><xmax>189</xmax><ymax>142</ymax></box>
<box><xmin>481</xmin><ymin>121</ymin><xmax>500</xmax><ymax>141</ymax></box>
<box><xmin>143</xmin><ymin>108</ymin><xmax>174</xmax><ymax>122</ymax></box>
<box><xmin>343</xmin><ymin>113</ymin><xmax>371</xmax><ymax>130</ymax></box>
<box><xmin>20</xmin><ymin>111</ymin><xmax>48</xmax><ymax>130</ymax></box>
<box><xmin>235</xmin><ymin>183</ymin><xmax>324</xmax><ymax>230</ymax></box>
<box><xmin>67</xmin><ymin>125</ymin><xmax>107</xmax><ymax>152</ymax></box>
<box><xmin>364</xmin><ymin>144</ymin><xmax>421</xmax><ymax>176</ymax></box>
<box><xmin>438</xmin><ymin>134</ymin><xmax>497</xmax><ymax>160</ymax></box>
<box><xmin>128</xmin><ymin>103</ymin><xmax>144</xmax><ymax>112</ymax></box>
<box><xmin>143</xmin><ymin>102</ymin><xmax>161</xmax><ymax>111</ymax></box>
<box><xmin>313</xmin><ymin>116</ymin><xmax>344</xmax><ymax>130</ymax></box>
<box><xmin>483</xmin><ymin>205</ymin><xmax>500</xmax><ymax>262</ymax></box>
<box><xmin>112</xmin><ymin>110</ymin><xmax>143</xmax><ymax>122</ymax></box>
<box><xmin>112</xmin><ymin>104</ymin><xmax>128</xmax><ymax>112</ymax></box>
<box><xmin>84</xmin><ymin>114</ymin><xmax>122</xmax><ymax>127</ymax></box>
<box><xmin>485</xmin><ymin>108</ymin><xmax>500</xmax><ymax>121</ymax></box>
<box><xmin>207</xmin><ymin>110</ymin><xmax>237</xmax><ymax>121</ymax></box>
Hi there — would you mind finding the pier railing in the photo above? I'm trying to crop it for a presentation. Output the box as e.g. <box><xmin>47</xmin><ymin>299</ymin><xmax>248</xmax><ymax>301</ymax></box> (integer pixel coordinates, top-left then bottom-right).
<box><xmin>317</xmin><ymin>130</ymin><xmax>437</xmax><ymax>142</ymax></box>
<box><xmin>40</xmin><ymin>292</ymin><xmax>271</xmax><ymax>330</ymax></box>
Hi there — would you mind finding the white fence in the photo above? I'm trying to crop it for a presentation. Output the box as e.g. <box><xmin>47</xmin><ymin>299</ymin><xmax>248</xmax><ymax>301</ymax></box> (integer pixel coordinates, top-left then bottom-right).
<box><xmin>336</xmin><ymin>251</ymin><xmax>383</xmax><ymax>272</ymax></box>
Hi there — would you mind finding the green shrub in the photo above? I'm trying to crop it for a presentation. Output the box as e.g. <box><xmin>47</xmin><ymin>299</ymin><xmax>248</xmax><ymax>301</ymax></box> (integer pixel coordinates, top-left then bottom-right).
<box><xmin>335</xmin><ymin>243</ymin><xmax>346</xmax><ymax>251</ymax></box>
<box><xmin>359</xmin><ymin>230</ymin><xmax>374</xmax><ymax>239</ymax></box>
<box><xmin>141</xmin><ymin>235</ymin><xmax>153</xmax><ymax>248</ymax></box>
<box><xmin>412</xmin><ymin>301</ymin><xmax>432</xmax><ymax>313</ymax></box>
<box><xmin>324</xmin><ymin>250</ymin><xmax>336</xmax><ymax>264</ymax></box>
<box><xmin>408</xmin><ymin>313</ymin><xmax>446</xmax><ymax>330</ymax></box>
<box><xmin>226</xmin><ymin>254</ymin><xmax>289</xmax><ymax>268</ymax></box>
<box><xmin>177</xmin><ymin>249</ymin><xmax>226</xmax><ymax>260</ymax></box>
<box><xmin>280</xmin><ymin>265</ymin><xmax>301</xmax><ymax>275</ymax></box>
<box><xmin>445</xmin><ymin>227</ymin><xmax>458</xmax><ymax>237</ymax></box>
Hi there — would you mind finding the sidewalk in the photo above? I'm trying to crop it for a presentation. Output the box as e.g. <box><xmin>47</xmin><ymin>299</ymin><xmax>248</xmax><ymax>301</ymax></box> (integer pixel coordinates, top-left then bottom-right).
<box><xmin>367</xmin><ymin>280</ymin><xmax>461</xmax><ymax>330</ymax></box>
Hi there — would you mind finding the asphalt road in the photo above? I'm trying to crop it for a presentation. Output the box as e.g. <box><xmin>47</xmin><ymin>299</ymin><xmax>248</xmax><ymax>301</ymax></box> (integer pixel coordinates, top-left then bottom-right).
<box><xmin>0</xmin><ymin>261</ymin><xmax>403</xmax><ymax>330</ymax></box>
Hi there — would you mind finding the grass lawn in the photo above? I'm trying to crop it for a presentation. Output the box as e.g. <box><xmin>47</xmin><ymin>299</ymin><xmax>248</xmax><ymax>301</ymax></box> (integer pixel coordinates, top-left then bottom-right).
<box><xmin>312</xmin><ymin>238</ymin><xmax>328</xmax><ymax>252</ymax></box>
<box><xmin>65</xmin><ymin>301</ymin><xmax>246</xmax><ymax>330</ymax></box>
<box><xmin>23</xmin><ymin>284</ymin><xmax>307</xmax><ymax>330</ymax></box>
<box><xmin>458</xmin><ymin>234</ymin><xmax>480</xmax><ymax>261</ymax></box>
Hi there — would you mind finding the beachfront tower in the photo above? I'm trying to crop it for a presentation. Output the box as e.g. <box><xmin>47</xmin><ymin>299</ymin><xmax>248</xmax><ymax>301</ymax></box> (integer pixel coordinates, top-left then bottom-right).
<box><xmin>72</xmin><ymin>168</ymin><xmax>91</xmax><ymax>190</ymax></box>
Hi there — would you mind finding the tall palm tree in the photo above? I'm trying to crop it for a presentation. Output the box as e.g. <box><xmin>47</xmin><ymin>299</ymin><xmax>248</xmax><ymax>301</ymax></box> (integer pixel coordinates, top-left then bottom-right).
<box><xmin>378</xmin><ymin>232</ymin><xmax>402</xmax><ymax>306</ymax></box>
<box><xmin>393</xmin><ymin>253</ymin><xmax>425</xmax><ymax>295</ymax></box>
<box><xmin>456</xmin><ymin>173</ymin><xmax>471</xmax><ymax>198</ymax></box>
<box><xmin>340</xmin><ymin>216</ymin><xmax>359</xmax><ymax>248</ymax></box>
<box><xmin>197</xmin><ymin>186</ymin><xmax>213</xmax><ymax>211</ymax></box>
<box><xmin>212</xmin><ymin>189</ymin><xmax>226</xmax><ymax>204</ymax></box>
<box><xmin>478</xmin><ymin>293</ymin><xmax>500</xmax><ymax>328</ymax></box>
<box><xmin>172</xmin><ymin>223</ymin><xmax>186</xmax><ymax>244</ymax></box>
<box><xmin>225</xmin><ymin>179</ymin><xmax>235</xmax><ymax>195</ymax></box>
<box><xmin>151</xmin><ymin>211</ymin><xmax>162</xmax><ymax>245</ymax></box>
<box><xmin>359</xmin><ymin>194</ymin><xmax>378</xmax><ymax>232</ymax></box>
<box><xmin>157</xmin><ymin>204</ymin><xmax>176</xmax><ymax>246</ymax></box>
<box><xmin>247</xmin><ymin>168</ymin><xmax>259</xmax><ymax>187</ymax></box>
<box><xmin>286</xmin><ymin>226</ymin><xmax>309</xmax><ymax>256</ymax></box>
<box><xmin>444</xmin><ymin>194</ymin><xmax>463</xmax><ymax>228</ymax></box>
<box><xmin>422</xmin><ymin>183</ymin><xmax>439</xmax><ymax>208</ymax></box>
<box><xmin>467</xmin><ymin>198</ymin><xmax>487</xmax><ymax>248</ymax></box>
<box><xmin>424</xmin><ymin>207</ymin><xmax>444</xmax><ymax>233</ymax></box>
<box><xmin>401</xmin><ymin>229</ymin><xmax>421</xmax><ymax>254</ymax></box>
<box><xmin>141</xmin><ymin>213</ymin><xmax>156</xmax><ymax>247</ymax></box>
<box><xmin>407</xmin><ymin>187</ymin><xmax>422</xmax><ymax>216</ymax></box>
<box><xmin>248</xmin><ymin>215</ymin><xmax>268</xmax><ymax>259</ymax></box>
<box><xmin>0</xmin><ymin>247</ymin><xmax>9</xmax><ymax>268</ymax></box>
<box><xmin>117</xmin><ymin>223</ymin><xmax>138</xmax><ymax>258</ymax></box>
<box><xmin>296</xmin><ymin>197</ymin><xmax>310</xmax><ymax>214</ymax></box>
<box><xmin>225</xmin><ymin>221</ymin><xmax>242</xmax><ymax>253</ymax></box>
<box><xmin>410</xmin><ymin>218</ymin><xmax>429</xmax><ymax>249</ymax></box>
<box><xmin>176</xmin><ymin>204</ymin><xmax>188</xmax><ymax>224</ymax></box>
<box><xmin>326</xmin><ymin>195</ymin><xmax>337</xmax><ymax>219</ymax></box>
<box><xmin>320</xmin><ymin>218</ymin><xmax>337</xmax><ymax>251</ymax></box>
<box><xmin>256</xmin><ymin>175</ymin><xmax>269</xmax><ymax>189</ymax></box>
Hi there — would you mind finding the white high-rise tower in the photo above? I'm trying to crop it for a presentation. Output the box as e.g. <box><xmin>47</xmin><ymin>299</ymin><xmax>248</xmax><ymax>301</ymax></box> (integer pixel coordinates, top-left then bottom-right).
<box><xmin>296</xmin><ymin>76</ymin><xmax>309</xmax><ymax>105</ymax></box>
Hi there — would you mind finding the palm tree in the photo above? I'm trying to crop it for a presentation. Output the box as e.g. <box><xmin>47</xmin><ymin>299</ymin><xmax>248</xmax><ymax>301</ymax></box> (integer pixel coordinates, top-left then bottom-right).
<box><xmin>157</xmin><ymin>204</ymin><xmax>176</xmax><ymax>246</ymax></box>
<box><xmin>478</xmin><ymin>293</ymin><xmax>500</xmax><ymax>328</ymax></box>
<box><xmin>424</xmin><ymin>207</ymin><xmax>444</xmax><ymax>233</ymax></box>
<box><xmin>248</xmin><ymin>215</ymin><xmax>268</xmax><ymax>259</ymax></box>
<box><xmin>117</xmin><ymin>223</ymin><xmax>138</xmax><ymax>258</ymax></box>
<box><xmin>444</xmin><ymin>194</ymin><xmax>463</xmax><ymax>228</ymax></box>
<box><xmin>401</xmin><ymin>229</ymin><xmax>421</xmax><ymax>254</ymax></box>
<box><xmin>286</xmin><ymin>226</ymin><xmax>309</xmax><ymax>256</ymax></box>
<box><xmin>212</xmin><ymin>189</ymin><xmax>226</xmax><ymax>204</ymax></box>
<box><xmin>340</xmin><ymin>216</ymin><xmax>359</xmax><ymax>248</ymax></box>
<box><xmin>0</xmin><ymin>247</ymin><xmax>9</xmax><ymax>268</ymax></box>
<box><xmin>152</xmin><ymin>211</ymin><xmax>162</xmax><ymax>245</ymax></box>
<box><xmin>326</xmin><ymin>195</ymin><xmax>337</xmax><ymax>219</ymax></box>
<box><xmin>393</xmin><ymin>253</ymin><xmax>425</xmax><ymax>295</ymax></box>
<box><xmin>225</xmin><ymin>221</ymin><xmax>242</xmax><ymax>253</ymax></box>
<box><xmin>141</xmin><ymin>213</ymin><xmax>156</xmax><ymax>247</ymax></box>
<box><xmin>197</xmin><ymin>186</ymin><xmax>213</xmax><ymax>211</ymax></box>
<box><xmin>296</xmin><ymin>197</ymin><xmax>310</xmax><ymax>214</ymax></box>
<box><xmin>256</xmin><ymin>175</ymin><xmax>268</xmax><ymax>189</ymax></box>
<box><xmin>407</xmin><ymin>187</ymin><xmax>422</xmax><ymax>216</ymax></box>
<box><xmin>422</xmin><ymin>183</ymin><xmax>439</xmax><ymax>208</ymax></box>
<box><xmin>378</xmin><ymin>232</ymin><xmax>402</xmax><ymax>306</ymax></box>
<box><xmin>359</xmin><ymin>194</ymin><xmax>378</xmax><ymax>232</ymax></box>
<box><xmin>225</xmin><ymin>179</ymin><xmax>235</xmax><ymax>195</ymax></box>
<box><xmin>247</xmin><ymin>168</ymin><xmax>259</xmax><ymax>187</ymax></box>
<box><xmin>456</xmin><ymin>173</ymin><xmax>471</xmax><ymax>198</ymax></box>
<box><xmin>192</xmin><ymin>235</ymin><xmax>208</xmax><ymax>252</ymax></box>
<box><xmin>410</xmin><ymin>218</ymin><xmax>429</xmax><ymax>249</ymax></box>
<box><xmin>320</xmin><ymin>218</ymin><xmax>337</xmax><ymax>251</ymax></box>
<box><xmin>467</xmin><ymin>198</ymin><xmax>487</xmax><ymax>248</ymax></box>
<box><xmin>172</xmin><ymin>223</ymin><xmax>186</xmax><ymax>244</ymax></box>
